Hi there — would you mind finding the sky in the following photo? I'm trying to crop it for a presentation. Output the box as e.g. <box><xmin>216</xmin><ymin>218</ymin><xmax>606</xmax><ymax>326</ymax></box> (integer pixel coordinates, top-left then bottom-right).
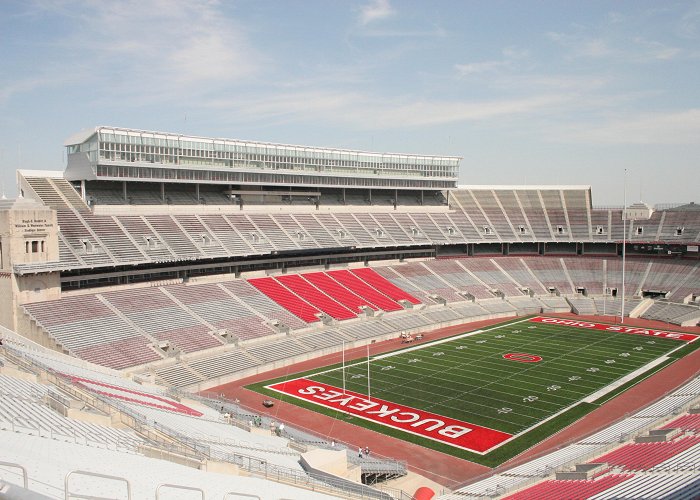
<box><xmin>1</xmin><ymin>0</ymin><xmax>699</xmax><ymax>206</ymax></box>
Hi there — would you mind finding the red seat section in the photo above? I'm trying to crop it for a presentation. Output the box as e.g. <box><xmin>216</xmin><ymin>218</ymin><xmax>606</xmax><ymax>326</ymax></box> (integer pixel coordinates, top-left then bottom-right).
<box><xmin>327</xmin><ymin>270</ymin><xmax>403</xmax><ymax>311</ymax></box>
<box><xmin>591</xmin><ymin>436</ymin><xmax>700</xmax><ymax>470</ymax></box>
<box><xmin>351</xmin><ymin>267</ymin><xmax>421</xmax><ymax>304</ymax></box>
<box><xmin>276</xmin><ymin>274</ymin><xmax>357</xmax><ymax>320</ymax></box>
<box><xmin>303</xmin><ymin>272</ymin><xmax>377</xmax><ymax>313</ymax></box>
<box><xmin>503</xmin><ymin>474</ymin><xmax>632</xmax><ymax>500</ymax></box>
<box><xmin>248</xmin><ymin>277</ymin><xmax>321</xmax><ymax>323</ymax></box>
<box><xmin>662</xmin><ymin>414</ymin><xmax>700</xmax><ymax>432</ymax></box>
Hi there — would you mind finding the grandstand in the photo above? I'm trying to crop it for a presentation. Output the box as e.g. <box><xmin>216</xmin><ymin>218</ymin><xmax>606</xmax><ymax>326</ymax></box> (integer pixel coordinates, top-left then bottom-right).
<box><xmin>1</xmin><ymin>126</ymin><xmax>699</xmax><ymax>498</ymax></box>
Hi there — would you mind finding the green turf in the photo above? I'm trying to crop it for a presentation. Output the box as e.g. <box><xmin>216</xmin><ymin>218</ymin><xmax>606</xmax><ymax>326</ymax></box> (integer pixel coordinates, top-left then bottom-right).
<box><xmin>247</xmin><ymin>316</ymin><xmax>693</xmax><ymax>466</ymax></box>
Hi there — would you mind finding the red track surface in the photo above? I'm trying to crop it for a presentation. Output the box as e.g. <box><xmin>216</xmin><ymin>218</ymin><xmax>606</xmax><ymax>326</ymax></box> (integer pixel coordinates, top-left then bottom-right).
<box><xmin>209</xmin><ymin>314</ymin><xmax>700</xmax><ymax>489</ymax></box>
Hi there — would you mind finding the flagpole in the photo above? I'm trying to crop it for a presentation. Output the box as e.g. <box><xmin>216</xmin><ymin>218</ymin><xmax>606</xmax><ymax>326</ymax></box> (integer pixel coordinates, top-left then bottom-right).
<box><xmin>621</xmin><ymin>168</ymin><xmax>627</xmax><ymax>324</ymax></box>
<box><xmin>367</xmin><ymin>343</ymin><xmax>371</xmax><ymax>402</ymax></box>
<box><xmin>342</xmin><ymin>340</ymin><xmax>346</xmax><ymax>395</ymax></box>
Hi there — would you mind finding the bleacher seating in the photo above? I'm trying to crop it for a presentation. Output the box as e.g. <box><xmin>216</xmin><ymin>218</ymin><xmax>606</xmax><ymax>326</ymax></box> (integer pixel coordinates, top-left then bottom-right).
<box><xmin>334</xmin><ymin>213</ymin><xmax>379</xmax><ymax>245</ymax></box>
<box><xmin>144</xmin><ymin>215</ymin><xmax>202</xmax><ymax>258</ymax></box>
<box><xmin>521</xmin><ymin>257</ymin><xmax>574</xmax><ymax>294</ymax></box>
<box><xmin>591</xmin><ymin>437</ymin><xmax>700</xmax><ymax>471</ymax></box>
<box><xmin>494</xmin><ymin>258</ymin><xmax>549</xmax><ymax>294</ymax></box>
<box><xmin>592</xmin><ymin>297</ymin><xmax>640</xmax><ymax>317</ymax></box>
<box><xmin>519</xmin><ymin>190</ymin><xmax>554</xmax><ymax>239</ymax></box>
<box><xmin>22</xmin><ymin>295</ymin><xmax>161</xmax><ymax>369</ymax></box>
<box><xmin>248</xmin><ymin>214</ymin><xmax>299</xmax><ymax>251</ymax></box>
<box><xmin>12</xmin><ymin>200</ymin><xmax>700</xmax><ymax>277</ymax></box>
<box><xmin>502</xmin><ymin>474</ymin><xmax>633</xmax><ymax>500</ymax></box>
<box><xmin>187</xmin><ymin>350</ymin><xmax>260</xmax><ymax>382</ymax></box>
<box><xmin>506</xmin><ymin>295</ymin><xmax>544</xmax><ymax>314</ymax></box>
<box><xmin>451</xmin><ymin>190</ymin><xmax>502</xmax><ymax>239</ymax></box>
<box><xmin>12</xmin><ymin>178</ymin><xmax>700</xmax><ymax>278</ymax></box>
<box><xmin>563</xmin><ymin>258</ymin><xmax>605</xmax><ymax>295</ymax></box>
<box><xmin>642</xmin><ymin>302</ymin><xmax>700</xmax><ymax>326</ymax></box>
<box><xmin>275</xmin><ymin>274</ymin><xmax>357</xmax><ymax>320</ymax></box>
<box><xmin>605</xmin><ymin>259</ymin><xmax>648</xmax><ymax>297</ymax></box>
<box><xmin>540</xmin><ymin>189</ymin><xmax>571</xmax><ymax>240</ymax></box>
<box><xmin>421</xmin><ymin>259</ymin><xmax>495</xmax><ymax>299</ymax></box>
<box><xmin>248</xmin><ymin>277</ymin><xmax>322</xmax><ymax>323</ymax></box>
<box><xmin>662</xmin><ymin>414</ymin><xmax>700</xmax><ymax>432</ymax></box>
<box><xmin>221</xmin><ymin>280</ymin><xmax>309</xmax><ymax>330</ymax></box>
<box><xmin>197</xmin><ymin>214</ymin><xmax>254</xmax><ymax>254</ymax></box>
<box><xmin>20</xmin><ymin>255</ymin><xmax>699</xmax><ymax>375</ymax></box>
<box><xmin>354</xmin><ymin>267</ymin><xmax>422</xmax><ymax>304</ymax></box>
<box><xmin>226</xmin><ymin>213</ymin><xmax>275</xmax><ymax>253</ymax></box>
<box><xmin>101</xmin><ymin>287</ymin><xmax>223</xmax><ymax>352</ymax></box>
<box><xmin>388</xmin><ymin>262</ymin><xmax>465</xmax><ymax>303</ymax></box>
<box><xmin>479</xmin><ymin>299</ymin><xmax>517</xmax><ymax>314</ymax></box>
<box><xmin>303</xmin><ymin>272</ymin><xmax>377</xmax><ymax>313</ymax></box>
<box><xmin>587</xmin><ymin>473</ymin><xmax>700</xmax><ymax>499</ymax></box>
<box><xmin>563</xmin><ymin>190</ymin><xmax>591</xmax><ymax>240</ymax></box>
<box><xmin>326</xmin><ymin>270</ymin><xmax>403</xmax><ymax>311</ymax></box>
<box><xmin>164</xmin><ymin>283</ymin><xmax>275</xmax><ymax>340</ymax></box>
<box><xmin>460</xmin><ymin>258</ymin><xmax>523</xmax><ymax>296</ymax></box>
<box><xmin>567</xmin><ymin>295</ymin><xmax>598</xmax><ymax>315</ymax></box>
<box><xmin>470</xmin><ymin>189</ymin><xmax>518</xmax><ymax>240</ymax></box>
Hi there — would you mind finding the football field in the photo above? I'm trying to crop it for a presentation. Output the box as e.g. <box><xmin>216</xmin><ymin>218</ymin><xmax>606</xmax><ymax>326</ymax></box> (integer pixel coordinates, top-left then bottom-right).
<box><xmin>252</xmin><ymin>316</ymin><xmax>698</xmax><ymax>464</ymax></box>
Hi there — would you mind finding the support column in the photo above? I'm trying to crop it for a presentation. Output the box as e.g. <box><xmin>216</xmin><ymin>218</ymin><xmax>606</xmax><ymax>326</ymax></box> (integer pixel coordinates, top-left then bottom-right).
<box><xmin>123</xmin><ymin>181</ymin><xmax>128</xmax><ymax>202</ymax></box>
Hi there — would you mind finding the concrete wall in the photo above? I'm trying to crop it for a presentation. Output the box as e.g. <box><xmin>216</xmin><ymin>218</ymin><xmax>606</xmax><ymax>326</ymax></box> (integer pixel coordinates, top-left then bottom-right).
<box><xmin>0</xmin><ymin>200</ymin><xmax>61</xmax><ymax>333</ymax></box>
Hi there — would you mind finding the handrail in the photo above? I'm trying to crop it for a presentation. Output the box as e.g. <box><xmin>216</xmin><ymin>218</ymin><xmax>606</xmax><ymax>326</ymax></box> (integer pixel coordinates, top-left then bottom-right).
<box><xmin>0</xmin><ymin>460</ymin><xmax>28</xmax><ymax>489</ymax></box>
<box><xmin>155</xmin><ymin>483</ymin><xmax>204</xmax><ymax>499</ymax></box>
<box><xmin>64</xmin><ymin>470</ymin><xmax>131</xmax><ymax>500</ymax></box>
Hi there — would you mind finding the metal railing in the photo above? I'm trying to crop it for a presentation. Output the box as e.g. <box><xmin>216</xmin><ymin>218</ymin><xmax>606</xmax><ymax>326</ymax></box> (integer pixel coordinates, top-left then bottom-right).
<box><xmin>65</xmin><ymin>470</ymin><xmax>132</xmax><ymax>500</ymax></box>
<box><xmin>0</xmin><ymin>460</ymin><xmax>28</xmax><ymax>489</ymax></box>
<box><xmin>156</xmin><ymin>483</ymin><xmax>204</xmax><ymax>499</ymax></box>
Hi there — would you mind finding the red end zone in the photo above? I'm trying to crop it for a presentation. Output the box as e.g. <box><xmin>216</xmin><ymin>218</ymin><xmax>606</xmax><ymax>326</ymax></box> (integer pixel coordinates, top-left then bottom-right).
<box><xmin>267</xmin><ymin>378</ymin><xmax>512</xmax><ymax>453</ymax></box>
<box><xmin>530</xmin><ymin>316</ymin><xmax>699</xmax><ymax>342</ymax></box>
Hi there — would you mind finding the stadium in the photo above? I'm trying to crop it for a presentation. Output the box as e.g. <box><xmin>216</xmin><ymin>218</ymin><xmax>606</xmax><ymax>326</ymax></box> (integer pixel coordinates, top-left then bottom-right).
<box><xmin>0</xmin><ymin>125</ymin><xmax>699</xmax><ymax>499</ymax></box>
